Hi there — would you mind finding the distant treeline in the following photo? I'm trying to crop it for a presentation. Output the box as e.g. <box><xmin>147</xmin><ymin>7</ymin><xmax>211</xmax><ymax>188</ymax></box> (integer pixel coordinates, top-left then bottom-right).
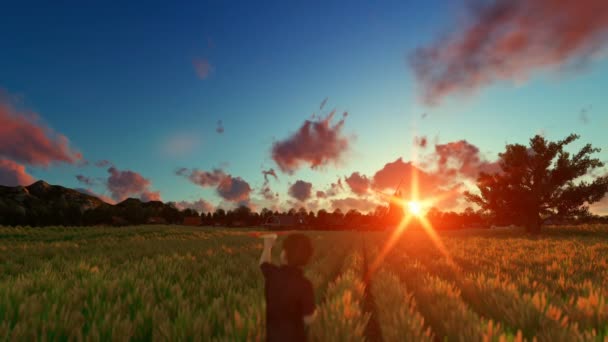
<box><xmin>3</xmin><ymin>196</ymin><xmax>606</xmax><ymax>229</ymax></box>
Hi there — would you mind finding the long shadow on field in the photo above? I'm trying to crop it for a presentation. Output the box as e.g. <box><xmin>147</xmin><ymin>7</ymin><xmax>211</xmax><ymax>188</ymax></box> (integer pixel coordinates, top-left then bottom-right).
<box><xmin>362</xmin><ymin>239</ymin><xmax>383</xmax><ymax>342</ymax></box>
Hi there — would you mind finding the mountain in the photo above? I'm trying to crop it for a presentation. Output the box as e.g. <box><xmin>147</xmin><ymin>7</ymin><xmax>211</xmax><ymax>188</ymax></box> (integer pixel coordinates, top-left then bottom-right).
<box><xmin>0</xmin><ymin>181</ymin><xmax>181</xmax><ymax>226</ymax></box>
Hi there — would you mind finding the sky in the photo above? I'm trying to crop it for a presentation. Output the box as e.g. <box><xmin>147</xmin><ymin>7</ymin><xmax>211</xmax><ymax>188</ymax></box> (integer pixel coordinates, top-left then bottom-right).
<box><xmin>1</xmin><ymin>0</ymin><xmax>607</xmax><ymax>214</ymax></box>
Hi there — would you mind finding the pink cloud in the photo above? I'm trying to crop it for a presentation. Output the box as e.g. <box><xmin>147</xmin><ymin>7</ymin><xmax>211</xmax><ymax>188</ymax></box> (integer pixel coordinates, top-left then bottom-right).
<box><xmin>288</xmin><ymin>180</ymin><xmax>313</xmax><ymax>202</ymax></box>
<box><xmin>411</xmin><ymin>0</ymin><xmax>608</xmax><ymax>105</ymax></box>
<box><xmin>177</xmin><ymin>167</ymin><xmax>252</xmax><ymax>203</ymax></box>
<box><xmin>217</xmin><ymin>176</ymin><xmax>252</xmax><ymax>202</ymax></box>
<box><xmin>175</xmin><ymin>199</ymin><xmax>215</xmax><ymax>214</ymax></box>
<box><xmin>433</xmin><ymin>140</ymin><xmax>500</xmax><ymax>178</ymax></box>
<box><xmin>176</xmin><ymin>168</ymin><xmax>227</xmax><ymax>187</ymax></box>
<box><xmin>0</xmin><ymin>159</ymin><xmax>35</xmax><ymax>186</ymax></box>
<box><xmin>140</xmin><ymin>191</ymin><xmax>162</xmax><ymax>202</ymax></box>
<box><xmin>345</xmin><ymin>172</ymin><xmax>371</xmax><ymax>195</ymax></box>
<box><xmin>106</xmin><ymin>167</ymin><xmax>161</xmax><ymax>202</ymax></box>
<box><xmin>194</xmin><ymin>58</ymin><xmax>213</xmax><ymax>79</ymax></box>
<box><xmin>0</xmin><ymin>98</ymin><xmax>82</xmax><ymax>166</ymax></box>
<box><xmin>272</xmin><ymin>111</ymin><xmax>350</xmax><ymax>173</ymax></box>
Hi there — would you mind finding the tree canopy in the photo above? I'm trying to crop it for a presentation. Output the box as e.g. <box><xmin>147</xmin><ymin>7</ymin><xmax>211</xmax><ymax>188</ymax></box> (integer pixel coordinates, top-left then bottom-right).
<box><xmin>466</xmin><ymin>134</ymin><xmax>608</xmax><ymax>233</ymax></box>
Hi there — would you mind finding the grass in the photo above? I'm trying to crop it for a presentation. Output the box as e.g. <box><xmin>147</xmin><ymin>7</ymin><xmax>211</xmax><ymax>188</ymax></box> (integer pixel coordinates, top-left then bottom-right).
<box><xmin>0</xmin><ymin>225</ymin><xmax>607</xmax><ymax>341</ymax></box>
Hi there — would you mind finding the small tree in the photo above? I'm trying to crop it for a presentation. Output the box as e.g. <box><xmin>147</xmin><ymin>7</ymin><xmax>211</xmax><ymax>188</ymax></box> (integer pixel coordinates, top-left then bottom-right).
<box><xmin>465</xmin><ymin>134</ymin><xmax>608</xmax><ymax>233</ymax></box>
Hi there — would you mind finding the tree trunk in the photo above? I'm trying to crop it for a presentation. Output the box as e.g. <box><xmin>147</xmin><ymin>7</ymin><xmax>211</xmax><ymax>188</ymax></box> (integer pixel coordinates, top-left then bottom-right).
<box><xmin>525</xmin><ymin>212</ymin><xmax>542</xmax><ymax>234</ymax></box>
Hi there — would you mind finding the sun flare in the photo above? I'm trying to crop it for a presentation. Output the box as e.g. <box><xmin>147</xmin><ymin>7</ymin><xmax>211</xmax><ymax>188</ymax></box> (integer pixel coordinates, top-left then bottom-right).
<box><xmin>407</xmin><ymin>201</ymin><xmax>422</xmax><ymax>216</ymax></box>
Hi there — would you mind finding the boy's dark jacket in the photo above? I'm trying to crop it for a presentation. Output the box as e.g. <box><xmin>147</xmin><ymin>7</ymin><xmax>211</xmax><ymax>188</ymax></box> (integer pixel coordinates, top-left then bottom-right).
<box><xmin>261</xmin><ymin>263</ymin><xmax>315</xmax><ymax>342</ymax></box>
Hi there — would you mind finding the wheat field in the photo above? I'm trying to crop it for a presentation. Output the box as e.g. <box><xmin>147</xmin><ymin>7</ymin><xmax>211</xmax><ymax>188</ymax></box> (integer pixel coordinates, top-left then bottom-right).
<box><xmin>0</xmin><ymin>225</ymin><xmax>606</xmax><ymax>341</ymax></box>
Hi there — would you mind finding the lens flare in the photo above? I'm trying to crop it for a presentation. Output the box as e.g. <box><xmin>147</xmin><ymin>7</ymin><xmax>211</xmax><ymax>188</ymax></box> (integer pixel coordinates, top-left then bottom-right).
<box><xmin>407</xmin><ymin>201</ymin><xmax>422</xmax><ymax>216</ymax></box>
<box><xmin>366</xmin><ymin>143</ymin><xmax>457</xmax><ymax>279</ymax></box>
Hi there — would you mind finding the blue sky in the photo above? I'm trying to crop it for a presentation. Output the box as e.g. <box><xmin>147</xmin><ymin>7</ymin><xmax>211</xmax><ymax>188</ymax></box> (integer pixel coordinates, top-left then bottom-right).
<box><xmin>1</xmin><ymin>1</ymin><xmax>607</xmax><ymax>211</ymax></box>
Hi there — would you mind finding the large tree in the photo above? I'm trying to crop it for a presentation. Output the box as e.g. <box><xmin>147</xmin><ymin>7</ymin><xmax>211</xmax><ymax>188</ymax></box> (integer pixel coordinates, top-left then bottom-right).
<box><xmin>465</xmin><ymin>134</ymin><xmax>608</xmax><ymax>233</ymax></box>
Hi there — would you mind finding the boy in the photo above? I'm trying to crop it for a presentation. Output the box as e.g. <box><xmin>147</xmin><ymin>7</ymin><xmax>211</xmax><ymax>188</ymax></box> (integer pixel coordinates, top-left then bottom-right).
<box><xmin>259</xmin><ymin>233</ymin><xmax>316</xmax><ymax>342</ymax></box>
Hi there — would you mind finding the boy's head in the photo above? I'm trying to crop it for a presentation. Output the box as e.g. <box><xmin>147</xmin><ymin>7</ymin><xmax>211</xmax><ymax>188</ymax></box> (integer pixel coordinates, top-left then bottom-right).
<box><xmin>280</xmin><ymin>233</ymin><xmax>313</xmax><ymax>267</ymax></box>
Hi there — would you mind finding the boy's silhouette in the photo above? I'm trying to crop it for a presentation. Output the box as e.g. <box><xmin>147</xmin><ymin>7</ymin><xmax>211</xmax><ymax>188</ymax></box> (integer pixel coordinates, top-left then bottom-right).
<box><xmin>259</xmin><ymin>233</ymin><xmax>316</xmax><ymax>342</ymax></box>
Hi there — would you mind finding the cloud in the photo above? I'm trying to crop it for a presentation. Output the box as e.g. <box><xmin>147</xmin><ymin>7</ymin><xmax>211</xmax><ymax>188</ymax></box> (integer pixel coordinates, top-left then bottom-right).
<box><xmin>176</xmin><ymin>168</ymin><xmax>227</xmax><ymax>187</ymax></box>
<box><xmin>260</xmin><ymin>184</ymin><xmax>278</xmax><ymax>201</ymax></box>
<box><xmin>316</xmin><ymin>190</ymin><xmax>327</xmax><ymax>199</ymax></box>
<box><xmin>288</xmin><ymin>180</ymin><xmax>313</xmax><ymax>202</ymax></box>
<box><xmin>0</xmin><ymin>96</ymin><xmax>82</xmax><ymax>166</ymax></box>
<box><xmin>140</xmin><ymin>191</ymin><xmax>162</xmax><ymax>202</ymax></box>
<box><xmin>75</xmin><ymin>174</ymin><xmax>96</xmax><ymax>187</ymax></box>
<box><xmin>95</xmin><ymin>160</ymin><xmax>112</xmax><ymax>168</ymax></box>
<box><xmin>216</xmin><ymin>120</ymin><xmax>224</xmax><ymax>134</ymax></box>
<box><xmin>106</xmin><ymin>167</ymin><xmax>161</xmax><ymax>202</ymax></box>
<box><xmin>345</xmin><ymin>172</ymin><xmax>371</xmax><ymax>195</ymax></box>
<box><xmin>193</xmin><ymin>58</ymin><xmax>213</xmax><ymax>79</ymax></box>
<box><xmin>260</xmin><ymin>168</ymin><xmax>279</xmax><ymax>201</ymax></box>
<box><xmin>330</xmin><ymin>197</ymin><xmax>379</xmax><ymax>214</ymax></box>
<box><xmin>433</xmin><ymin>140</ymin><xmax>500</xmax><ymax>178</ymax></box>
<box><xmin>0</xmin><ymin>159</ymin><xmax>35</xmax><ymax>186</ymax></box>
<box><xmin>177</xmin><ymin>167</ymin><xmax>252</xmax><ymax>203</ymax></box>
<box><xmin>373</xmin><ymin>158</ymin><xmax>432</xmax><ymax>191</ymax></box>
<box><xmin>372</xmin><ymin>158</ymin><xmax>461</xmax><ymax>207</ymax></box>
<box><xmin>262</xmin><ymin>168</ymin><xmax>278</xmax><ymax>182</ymax></box>
<box><xmin>414</xmin><ymin>136</ymin><xmax>428</xmax><ymax>149</ymax></box>
<box><xmin>175</xmin><ymin>199</ymin><xmax>215</xmax><ymax>214</ymax></box>
<box><xmin>590</xmin><ymin>193</ymin><xmax>608</xmax><ymax>215</ymax></box>
<box><xmin>324</xmin><ymin>178</ymin><xmax>344</xmax><ymax>197</ymax></box>
<box><xmin>217</xmin><ymin>176</ymin><xmax>252</xmax><ymax>202</ymax></box>
<box><xmin>272</xmin><ymin>110</ymin><xmax>350</xmax><ymax>173</ymax></box>
<box><xmin>410</xmin><ymin>0</ymin><xmax>608</xmax><ymax>105</ymax></box>
<box><xmin>320</xmin><ymin>97</ymin><xmax>329</xmax><ymax>110</ymax></box>
<box><xmin>161</xmin><ymin>133</ymin><xmax>200</xmax><ymax>157</ymax></box>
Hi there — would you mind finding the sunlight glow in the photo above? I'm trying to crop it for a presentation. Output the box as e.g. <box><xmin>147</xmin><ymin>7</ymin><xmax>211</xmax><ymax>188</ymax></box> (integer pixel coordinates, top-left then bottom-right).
<box><xmin>407</xmin><ymin>201</ymin><xmax>422</xmax><ymax>216</ymax></box>
<box><xmin>365</xmin><ymin>142</ymin><xmax>457</xmax><ymax>280</ymax></box>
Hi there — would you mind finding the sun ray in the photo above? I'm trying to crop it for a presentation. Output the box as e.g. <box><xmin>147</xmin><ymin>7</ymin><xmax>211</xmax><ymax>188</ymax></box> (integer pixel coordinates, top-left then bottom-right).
<box><xmin>367</xmin><ymin>145</ymin><xmax>459</xmax><ymax>278</ymax></box>
<box><xmin>418</xmin><ymin>215</ymin><xmax>456</xmax><ymax>267</ymax></box>
<box><xmin>366</xmin><ymin>213</ymin><xmax>413</xmax><ymax>279</ymax></box>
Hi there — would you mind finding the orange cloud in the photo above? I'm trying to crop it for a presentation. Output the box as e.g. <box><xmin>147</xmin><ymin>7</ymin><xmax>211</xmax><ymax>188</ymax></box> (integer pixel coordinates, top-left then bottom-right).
<box><xmin>345</xmin><ymin>172</ymin><xmax>371</xmax><ymax>195</ymax></box>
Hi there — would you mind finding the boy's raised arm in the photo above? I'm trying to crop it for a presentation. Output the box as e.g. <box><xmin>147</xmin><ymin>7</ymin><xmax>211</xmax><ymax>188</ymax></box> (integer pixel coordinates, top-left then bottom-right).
<box><xmin>258</xmin><ymin>234</ymin><xmax>277</xmax><ymax>265</ymax></box>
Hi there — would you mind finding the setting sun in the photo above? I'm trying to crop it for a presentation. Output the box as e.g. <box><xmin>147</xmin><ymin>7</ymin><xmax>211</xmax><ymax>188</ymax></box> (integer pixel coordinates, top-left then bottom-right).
<box><xmin>407</xmin><ymin>201</ymin><xmax>423</xmax><ymax>216</ymax></box>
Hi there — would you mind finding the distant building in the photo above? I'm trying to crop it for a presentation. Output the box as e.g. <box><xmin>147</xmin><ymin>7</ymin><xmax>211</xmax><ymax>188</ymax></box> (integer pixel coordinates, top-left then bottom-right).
<box><xmin>183</xmin><ymin>216</ymin><xmax>202</xmax><ymax>226</ymax></box>
<box><xmin>264</xmin><ymin>214</ymin><xmax>305</xmax><ymax>230</ymax></box>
